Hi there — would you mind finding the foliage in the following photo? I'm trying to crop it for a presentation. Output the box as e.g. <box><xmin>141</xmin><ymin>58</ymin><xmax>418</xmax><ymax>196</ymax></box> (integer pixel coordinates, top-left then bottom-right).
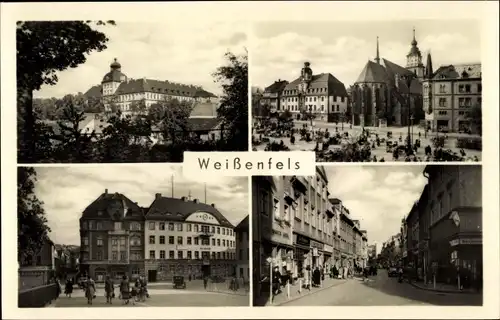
<box><xmin>265</xmin><ymin>141</ymin><xmax>290</xmax><ymax>151</ymax></box>
<box><xmin>17</xmin><ymin>20</ymin><xmax>114</xmax><ymax>163</ymax></box>
<box><xmin>212</xmin><ymin>51</ymin><xmax>248</xmax><ymax>151</ymax></box>
<box><xmin>455</xmin><ymin>137</ymin><xmax>482</xmax><ymax>151</ymax></box>
<box><xmin>18</xmin><ymin>167</ymin><xmax>51</xmax><ymax>262</ymax></box>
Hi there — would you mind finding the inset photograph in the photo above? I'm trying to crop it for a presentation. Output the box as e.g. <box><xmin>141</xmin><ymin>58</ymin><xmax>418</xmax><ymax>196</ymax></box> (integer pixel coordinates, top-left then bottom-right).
<box><xmin>18</xmin><ymin>165</ymin><xmax>249</xmax><ymax>307</ymax></box>
<box><xmin>252</xmin><ymin>165</ymin><xmax>482</xmax><ymax>306</ymax></box>
<box><xmin>251</xmin><ymin>20</ymin><xmax>482</xmax><ymax>162</ymax></box>
<box><xmin>17</xmin><ymin>21</ymin><xmax>248</xmax><ymax>163</ymax></box>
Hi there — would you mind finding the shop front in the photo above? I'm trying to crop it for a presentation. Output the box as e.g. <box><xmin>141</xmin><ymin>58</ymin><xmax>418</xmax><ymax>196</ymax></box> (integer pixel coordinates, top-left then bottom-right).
<box><xmin>310</xmin><ymin>240</ymin><xmax>324</xmax><ymax>269</ymax></box>
<box><xmin>449</xmin><ymin>236</ymin><xmax>482</xmax><ymax>290</ymax></box>
<box><xmin>323</xmin><ymin>244</ymin><xmax>334</xmax><ymax>275</ymax></box>
<box><xmin>293</xmin><ymin>233</ymin><xmax>311</xmax><ymax>279</ymax></box>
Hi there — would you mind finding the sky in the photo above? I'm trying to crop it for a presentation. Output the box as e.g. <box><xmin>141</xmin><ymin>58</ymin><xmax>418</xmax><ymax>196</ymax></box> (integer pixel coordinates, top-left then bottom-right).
<box><xmin>325</xmin><ymin>165</ymin><xmax>427</xmax><ymax>248</ymax></box>
<box><xmin>251</xmin><ymin>20</ymin><xmax>481</xmax><ymax>90</ymax></box>
<box><xmin>32</xmin><ymin>166</ymin><xmax>249</xmax><ymax>245</ymax></box>
<box><xmin>34</xmin><ymin>21</ymin><xmax>247</xmax><ymax>98</ymax></box>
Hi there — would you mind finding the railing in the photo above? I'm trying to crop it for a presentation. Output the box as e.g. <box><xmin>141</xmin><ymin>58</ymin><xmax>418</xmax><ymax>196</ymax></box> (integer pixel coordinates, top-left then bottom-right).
<box><xmin>18</xmin><ymin>283</ymin><xmax>59</xmax><ymax>308</ymax></box>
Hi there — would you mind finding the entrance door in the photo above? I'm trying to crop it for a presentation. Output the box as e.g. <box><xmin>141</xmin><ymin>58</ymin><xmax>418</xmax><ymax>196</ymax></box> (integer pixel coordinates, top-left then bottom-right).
<box><xmin>148</xmin><ymin>270</ymin><xmax>157</xmax><ymax>283</ymax></box>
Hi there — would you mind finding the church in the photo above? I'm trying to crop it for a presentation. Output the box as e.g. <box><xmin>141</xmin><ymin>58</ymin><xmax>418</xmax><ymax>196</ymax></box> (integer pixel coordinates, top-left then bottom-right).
<box><xmin>349</xmin><ymin>29</ymin><xmax>428</xmax><ymax>128</ymax></box>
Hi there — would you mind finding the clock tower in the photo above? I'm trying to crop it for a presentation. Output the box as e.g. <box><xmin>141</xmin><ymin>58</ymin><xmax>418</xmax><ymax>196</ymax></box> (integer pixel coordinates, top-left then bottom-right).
<box><xmin>298</xmin><ymin>62</ymin><xmax>313</xmax><ymax>113</ymax></box>
<box><xmin>406</xmin><ymin>28</ymin><xmax>425</xmax><ymax>80</ymax></box>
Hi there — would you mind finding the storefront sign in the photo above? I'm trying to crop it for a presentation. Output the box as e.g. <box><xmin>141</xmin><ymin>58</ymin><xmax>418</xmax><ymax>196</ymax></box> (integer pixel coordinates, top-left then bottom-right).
<box><xmin>450</xmin><ymin>238</ymin><xmax>482</xmax><ymax>247</ymax></box>
<box><xmin>295</xmin><ymin>234</ymin><xmax>310</xmax><ymax>247</ymax></box>
<box><xmin>310</xmin><ymin>240</ymin><xmax>324</xmax><ymax>250</ymax></box>
<box><xmin>323</xmin><ymin>244</ymin><xmax>334</xmax><ymax>253</ymax></box>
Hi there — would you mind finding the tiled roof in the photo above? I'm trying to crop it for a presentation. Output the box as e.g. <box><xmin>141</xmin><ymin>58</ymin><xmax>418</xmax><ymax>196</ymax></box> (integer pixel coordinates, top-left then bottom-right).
<box><xmin>187</xmin><ymin>117</ymin><xmax>221</xmax><ymax>131</ymax></box>
<box><xmin>81</xmin><ymin>192</ymin><xmax>144</xmax><ymax>220</ymax></box>
<box><xmin>83</xmin><ymin>85</ymin><xmax>102</xmax><ymax>99</ymax></box>
<box><xmin>355</xmin><ymin>60</ymin><xmax>390</xmax><ymax>83</ymax></box>
<box><xmin>234</xmin><ymin>215</ymin><xmax>249</xmax><ymax>231</ymax></box>
<box><xmin>42</xmin><ymin>113</ymin><xmax>109</xmax><ymax>136</ymax></box>
<box><xmin>145</xmin><ymin>196</ymin><xmax>234</xmax><ymax>228</ymax></box>
<box><xmin>264</xmin><ymin>80</ymin><xmax>289</xmax><ymax>93</ymax></box>
<box><xmin>432</xmin><ymin>64</ymin><xmax>481</xmax><ymax>80</ymax></box>
<box><xmin>284</xmin><ymin>73</ymin><xmax>348</xmax><ymax>96</ymax></box>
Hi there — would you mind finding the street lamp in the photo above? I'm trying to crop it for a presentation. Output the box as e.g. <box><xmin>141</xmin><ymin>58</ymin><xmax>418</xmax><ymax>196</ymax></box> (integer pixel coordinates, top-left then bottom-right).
<box><xmin>401</xmin><ymin>74</ymin><xmax>414</xmax><ymax>154</ymax></box>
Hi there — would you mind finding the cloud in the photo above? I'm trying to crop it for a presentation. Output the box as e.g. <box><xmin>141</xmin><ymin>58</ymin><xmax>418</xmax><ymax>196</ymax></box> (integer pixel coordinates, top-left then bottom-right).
<box><xmin>251</xmin><ymin>23</ymin><xmax>480</xmax><ymax>89</ymax></box>
<box><xmin>33</xmin><ymin>166</ymin><xmax>248</xmax><ymax>245</ymax></box>
<box><xmin>326</xmin><ymin>166</ymin><xmax>426</xmax><ymax>245</ymax></box>
<box><xmin>33</xmin><ymin>21</ymin><xmax>247</xmax><ymax>98</ymax></box>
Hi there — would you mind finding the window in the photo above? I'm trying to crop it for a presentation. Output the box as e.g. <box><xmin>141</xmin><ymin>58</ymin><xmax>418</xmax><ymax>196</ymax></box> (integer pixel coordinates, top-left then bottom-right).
<box><xmin>169</xmin><ymin>251</ymin><xmax>175</xmax><ymax>259</ymax></box>
<box><xmin>438</xmin><ymin>111</ymin><xmax>447</xmax><ymax>115</ymax></box>
<box><xmin>439</xmin><ymin>84</ymin><xmax>446</xmax><ymax>93</ymax></box>
<box><xmin>459</xmin><ymin>98</ymin><xmax>465</xmax><ymax>107</ymax></box>
<box><xmin>217</xmin><ymin>239</ymin><xmax>221</xmax><ymax>246</ymax></box>
<box><xmin>239</xmin><ymin>249</ymin><xmax>243</xmax><ymax>260</ymax></box>
<box><xmin>194</xmin><ymin>225</ymin><xmax>199</xmax><ymax>232</ymax></box>
<box><xmin>478</xmin><ymin>83</ymin><xmax>482</xmax><ymax>93</ymax></box>
<box><xmin>130</xmin><ymin>222</ymin><xmax>141</xmax><ymax>231</ymax></box>
<box><xmin>212</xmin><ymin>252</ymin><xmax>216</xmax><ymax>260</ymax></box>
<box><xmin>177</xmin><ymin>223</ymin><xmax>183</xmax><ymax>231</ymax></box>
<box><xmin>222</xmin><ymin>228</ymin><xmax>226</xmax><ymax>235</ymax></box>
<box><xmin>120</xmin><ymin>238</ymin><xmax>126</xmax><ymax>246</ymax></box>
<box><xmin>149</xmin><ymin>251</ymin><xmax>155</xmax><ymax>259</ymax></box>
<box><xmin>261</xmin><ymin>191</ymin><xmax>269</xmax><ymax>216</ymax></box>
<box><xmin>96</xmin><ymin>222</ymin><xmax>103</xmax><ymax>230</ymax></box>
<box><xmin>194</xmin><ymin>251</ymin><xmax>199</xmax><ymax>259</ymax></box>
<box><xmin>96</xmin><ymin>251</ymin><xmax>102</xmax><ymax>260</ymax></box>
<box><xmin>112</xmin><ymin>251</ymin><xmax>118</xmax><ymax>260</ymax></box>
<box><xmin>187</xmin><ymin>237</ymin><xmax>192</xmax><ymax>245</ymax></box>
<box><xmin>187</xmin><ymin>224</ymin><xmax>192</xmax><ymax>232</ymax></box>
<box><xmin>223</xmin><ymin>252</ymin><xmax>226</xmax><ymax>260</ymax></box>
<box><xmin>97</xmin><ymin>237</ymin><xmax>103</xmax><ymax>246</ymax></box>
<box><xmin>159</xmin><ymin>236</ymin><xmax>165</xmax><ymax>244</ymax></box>
<box><xmin>177</xmin><ymin>236</ymin><xmax>183</xmax><ymax>245</ymax></box>
<box><xmin>211</xmin><ymin>226</ymin><xmax>215</xmax><ymax>233</ymax></box>
<box><xmin>111</xmin><ymin>239</ymin><xmax>118</xmax><ymax>246</ymax></box>
<box><xmin>187</xmin><ymin>251</ymin><xmax>192</xmax><ymax>259</ymax></box>
<box><xmin>120</xmin><ymin>251</ymin><xmax>127</xmax><ymax>260</ymax></box>
<box><xmin>465</xmin><ymin>84</ymin><xmax>471</xmax><ymax>93</ymax></box>
<box><xmin>223</xmin><ymin>239</ymin><xmax>226</xmax><ymax>247</ymax></box>
<box><xmin>130</xmin><ymin>237</ymin><xmax>141</xmax><ymax>246</ymax></box>
<box><xmin>159</xmin><ymin>222</ymin><xmax>165</xmax><ymax>230</ymax></box>
<box><xmin>149</xmin><ymin>222</ymin><xmax>155</xmax><ymax>230</ymax></box>
<box><xmin>114</xmin><ymin>222</ymin><xmax>122</xmax><ymax>230</ymax></box>
<box><xmin>83</xmin><ymin>237</ymin><xmax>89</xmax><ymax>246</ymax></box>
<box><xmin>194</xmin><ymin>237</ymin><xmax>199</xmax><ymax>245</ymax></box>
<box><xmin>202</xmin><ymin>238</ymin><xmax>209</xmax><ymax>246</ymax></box>
<box><xmin>160</xmin><ymin>250</ymin><xmax>166</xmax><ymax>259</ymax></box>
<box><xmin>217</xmin><ymin>252</ymin><xmax>221</xmax><ymax>259</ymax></box>
<box><xmin>168</xmin><ymin>223</ymin><xmax>174</xmax><ymax>231</ymax></box>
<box><xmin>149</xmin><ymin>236</ymin><xmax>155</xmax><ymax>244</ymax></box>
<box><xmin>212</xmin><ymin>238</ymin><xmax>216</xmax><ymax>246</ymax></box>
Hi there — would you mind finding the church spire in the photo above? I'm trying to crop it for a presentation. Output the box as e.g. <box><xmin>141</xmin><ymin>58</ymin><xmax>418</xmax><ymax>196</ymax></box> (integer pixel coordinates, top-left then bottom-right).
<box><xmin>425</xmin><ymin>51</ymin><xmax>433</xmax><ymax>79</ymax></box>
<box><xmin>411</xmin><ymin>27</ymin><xmax>418</xmax><ymax>46</ymax></box>
<box><xmin>375</xmin><ymin>36</ymin><xmax>380</xmax><ymax>64</ymax></box>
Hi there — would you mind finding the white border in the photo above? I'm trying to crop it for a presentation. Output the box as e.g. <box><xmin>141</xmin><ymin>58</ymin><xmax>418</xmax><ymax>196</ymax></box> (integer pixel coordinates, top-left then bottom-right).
<box><xmin>2</xmin><ymin>1</ymin><xmax>499</xmax><ymax>319</ymax></box>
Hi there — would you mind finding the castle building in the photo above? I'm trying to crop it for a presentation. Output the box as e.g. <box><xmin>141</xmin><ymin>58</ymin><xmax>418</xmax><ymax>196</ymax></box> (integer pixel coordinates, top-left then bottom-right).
<box><xmin>422</xmin><ymin>63</ymin><xmax>482</xmax><ymax>133</ymax></box>
<box><xmin>350</xmin><ymin>31</ymin><xmax>425</xmax><ymax>128</ymax></box>
<box><xmin>263</xmin><ymin>63</ymin><xmax>348</xmax><ymax>121</ymax></box>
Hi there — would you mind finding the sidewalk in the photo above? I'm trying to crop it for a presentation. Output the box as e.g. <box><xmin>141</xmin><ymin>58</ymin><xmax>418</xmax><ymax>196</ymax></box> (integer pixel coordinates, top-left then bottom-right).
<box><xmin>265</xmin><ymin>278</ymin><xmax>348</xmax><ymax>306</ymax></box>
<box><xmin>409</xmin><ymin>280</ymin><xmax>481</xmax><ymax>294</ymax></box>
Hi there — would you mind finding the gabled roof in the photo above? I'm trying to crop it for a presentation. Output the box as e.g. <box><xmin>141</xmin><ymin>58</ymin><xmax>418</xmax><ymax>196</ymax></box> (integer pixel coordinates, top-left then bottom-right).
<box><xmin>81</xmin><ymin>191</ymin><xmax>144</xmax><ymax>220</ymax></box>
<box><xmin>235</xmin><ymin>215</ymin><xmax>249</xmax><ymax>231</ymax></box>
<box><xmin>145</xmin><ymin>196</ymin><xmax>234</xmax><ymax>228</ymax></box>
<box><xmin>432</xmin><ymin>63</ymin><xmax>481</xmax><ymax>80</ymax></box>
<box><xmin>84</xmin><ymin>85</ymin><xmax>102</xmax><ymax>99</ymax></box>
<box><xmin>355</xmin><ymin>60</ymin><xmax>390</xmax><ymax>84</ymax></box>
<box><xmin>264</xmin><ymin>80</ymin><xmax>289</xmax><ymax>93</ymax></box>
<box><xmin>284</xmin><ymin>73</ymin><xmax>348</xmax><ymax>96</ymax></box>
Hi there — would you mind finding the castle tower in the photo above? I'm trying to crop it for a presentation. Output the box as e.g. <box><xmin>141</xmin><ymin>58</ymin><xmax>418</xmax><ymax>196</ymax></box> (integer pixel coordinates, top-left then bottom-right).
<box><xmin>405</xmin><ymin>28</ymin><xmax>425</xmax><ymax>79</ymax></box>
<box><xmin>101</xmin><ymin>58</ymin><xmax>127</xmax><ymax>97</ymax></box>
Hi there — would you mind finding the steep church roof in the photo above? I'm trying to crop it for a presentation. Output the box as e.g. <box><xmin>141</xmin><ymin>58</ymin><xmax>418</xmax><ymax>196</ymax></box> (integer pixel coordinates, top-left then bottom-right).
<box><xmin>355</xmin><ymin>60</ymin><xmax>389</xmax><ymax>83</ymax></box>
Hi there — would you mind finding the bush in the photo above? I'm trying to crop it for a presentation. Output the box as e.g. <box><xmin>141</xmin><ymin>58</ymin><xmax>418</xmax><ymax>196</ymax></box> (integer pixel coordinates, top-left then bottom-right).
<box><xmin>456</xmin><ymin>137</ymin><xmax>482</xmax><ymax>151</ymax></box>
<box><xmin>265</xmin><ymin>141</ymin><xmax>290</xmax><ymax>151</ymax></box>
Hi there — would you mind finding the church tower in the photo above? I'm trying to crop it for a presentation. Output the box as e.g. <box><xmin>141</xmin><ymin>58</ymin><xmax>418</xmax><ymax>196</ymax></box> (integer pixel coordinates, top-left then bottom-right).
<box><xmin>101</xmin><ymin>58</ymin><xmax>127</xmax><ymax>97</ymax></box>
<box><xmin>405</xmin><ymin>28</ymin><xmax>425</xmax><ymax>80</ymax></box>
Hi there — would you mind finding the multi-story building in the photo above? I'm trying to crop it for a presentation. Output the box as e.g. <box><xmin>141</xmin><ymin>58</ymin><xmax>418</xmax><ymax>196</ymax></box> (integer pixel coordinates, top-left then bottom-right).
<box><xmin>264</xmin><ymin>62</ymin><xmax>348</xmax><ymax>121</ymax></box>
<box><xmin>417</xmin><ymin>184</ymin><xmax>431</xmax><ymax>282</ymax></box>
<box><xmin>350</xmin><ymin>32</ymin><xmax>425</xmax><ymax>127</ymax></box>
<box><xmin>330</xmin><ymin>198</ymin><xmax>356</xmax><ymax>270</ymax></box>
<box><xmin>144</xmin><ymin>194</ymin><xmax>236</xmax><ymax>281</ymax></box>
<box><xmin>405</xmin><ymin>201</ymin><xmax>420</xmax><ymax>273</ymax></box>
<box><xmin>423</xmin><ymin>165</ymin><xmax>482</xmax><ymax>288</ymax></box>
<box><xmin>19</xmin><ymin>237</ymin><xmax>57</xmax><ymax>290</ymax></box>
<box><xmin>422</xmin><ymin>63</ymin><xmax>482</xmax><ymax>133</ymax></box>
<box><xmin>361</xmin><ymin>230</ymin><xmax>368</xmax><ymax>269</ymax></box>
<box><xmin>79</xmin><ymin>189</ymin><xmax>146</xmax><ymax>282</ymax></box>
<box><xmin>235</xmin><ymin>216</ymin><xmax>250</xmax><ymax>282</ymax></box>
<box><xmin>367</xmin><ymin>243</ymin><xmax>377</xmax><ymax>263</ymax></box>
<box><xmin>260</xmin><ymin>80</ymin><xmax>289</xmax><ymax>114</ymax></box>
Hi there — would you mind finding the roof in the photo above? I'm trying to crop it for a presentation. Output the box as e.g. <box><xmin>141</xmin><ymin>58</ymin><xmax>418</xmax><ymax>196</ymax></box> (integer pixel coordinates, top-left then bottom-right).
<box><xmin>264</xmin><ymin>80</ymin><xmax>289</xmax><ymax>93</ymax></box>
<box><xmin>187</xmin><ymin>117</ymin><xmax>221</xmax><ymax>131</ymax></box>
<box><xmin>102</xmin><ymin>69</ymin><xmax>127</xmax><ymax>83</ymax></box>
<box><xmin>84</xmin><ymin>85</ymin><xmax>102</xmax><ymax>99</ymax></box>
<box><xmin>114</xmin><ymin>78</ymin><xmax>213</xmax><ymax>98</ymax></box>
<box><xmin>283</xmin><ymin>73</ymin><xmax>348</xmax><ymax>96</ymax></box>
<box><xmin>81</xmin><ymin>191</ymin><xmax>144</xmax><ymax>220</ymax></box>
<box><xmin>42</xmin><ymin>113</ymin><xmax>110</xmax><ymax>136</ymax></box>
<box><xmin>355</xmin><ymin>60</ymin><xmax>390</xmax><ymax>83</ymax></box>
<box><xmin>234</xmin><ymin>215</ymin><xmax>249</xmax><ymax>231</ymax></box>
<box><xmin>194</xmin><ymin>89</ymin><xmax>217</xmax><ymax>98</ymax></box>
<box><xmin>432</xmin><ymin>63</ymin><xmax>481</xmax><ymax>80</ymax></box>
<box><xmin>145</xmin><ymin>196</ymin><xmax>234</xmax><ymax>228</ymax></box>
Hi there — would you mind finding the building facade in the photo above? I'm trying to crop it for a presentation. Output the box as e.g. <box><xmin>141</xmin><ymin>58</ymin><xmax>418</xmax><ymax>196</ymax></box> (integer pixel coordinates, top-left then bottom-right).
<box><xmin>361</xmin><ymin>231</ymin><xmax>368</xmax><ymax>269</ymax></box>
<box><xmin>262</xmin><ymin>62</ymin><xmax>348</xmax><ymax>121</ymax></box>
<box><xmin>235</xmin><ymin>216</ymin><xmax>250</xmax><ymax>282</ymax></box>
<box><xmin>423</xmin><ymin>165</ymin><xmax>482</xmax><ymax>289</ymax></box>
<box><xmin>260</xmin><ymin>80</ymin><xmax>289</xmax><ymax>114</ymax></box>
<box><xmin>19</xmin><ymin>237</ymin><xmax>57</xmax><ymax>290</ymax></box>
<box><xmin>331</xmin><ymin>199</ymin><xmax>357</xmax><ymax>270</ymax></box>
<box><xmin>350</xmin><ymin>32</ymin><xmax>425</xmax><ymax>128</ymax></box>
<box><xmin>422</xmin><ymin>63</ymin><xmax>482</xmax><ymax>133</ymax></box>
<box><xmin>144</xmin><ymin>194</ymin><xmax>236</xmax><ymax>282</ymax></box>
<box><xmin>405</xmin><ymin>202</ymin><xmax>420</xmax><ymax>274</ymax></box>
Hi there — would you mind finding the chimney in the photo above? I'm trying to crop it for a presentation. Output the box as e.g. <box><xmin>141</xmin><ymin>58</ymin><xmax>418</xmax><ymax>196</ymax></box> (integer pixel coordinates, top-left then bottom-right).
<box><xmin>193</xmin><ymin>199</ymin><xmax>199</xmax><ymax>203</ymax></box>
<box><xmin>105</xmin><ymin>189</ymin><xmax>108</xmax><ymax>194</ymax></box>
<box><xmin>155</xmin><ymin>193</ymin><xmax>162</xmax><ymax>200</ymax></box>
<box><xmin>211</xmin><ymin>203</ymin><xmax>216</xmax><ymax>208</ymax></box>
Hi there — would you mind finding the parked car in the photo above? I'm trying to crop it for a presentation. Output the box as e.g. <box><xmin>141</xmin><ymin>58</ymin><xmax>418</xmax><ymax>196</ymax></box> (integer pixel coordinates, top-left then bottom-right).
<box><xmin>388</xmin><ymin>267</ymin><xmax>398</xmax><ymax>277</ymax></box>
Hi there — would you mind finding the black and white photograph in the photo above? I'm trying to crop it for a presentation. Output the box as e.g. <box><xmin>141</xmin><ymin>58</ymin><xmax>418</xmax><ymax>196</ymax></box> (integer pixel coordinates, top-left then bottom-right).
<box><xmin>17</xmin><ymin>20</ymin><xmax>248</xmax><ymax>163</ymax></box>
<box><xmin>252</xmin><ymin>165</ymin><xmax>482</xmax><ymax>306</ymax></box>
<box><xmin>18</xmin><ymin>165</ymin><xmax>250</xmax><ymax>307</ymax></box>
<box><xmin>251</xmin><ymin>20</ymin><xmax>482</xmax><ymax>162</ymax></box>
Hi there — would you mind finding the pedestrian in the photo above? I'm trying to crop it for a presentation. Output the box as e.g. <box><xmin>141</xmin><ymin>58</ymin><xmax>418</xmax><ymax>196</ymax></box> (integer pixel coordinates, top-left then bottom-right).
<box><xmin>304</xmin><ymin>266</ymin><xmax>311</xmax><ymax>291</ymax></box>
<box><xmin>64</xmin><ymin>278</ymin><xmax>73</xmax><ymax>298</ymax></box>
<box><xmin>85</xmin><ymin>277</ymin><xmax>96</xmax><ymax>305</ymax></box>
<box><xmin>119</xmin><ymin>275</ymin><xmax>131</xmax><ymax>305</ymax></box>
<box><xmin>105</xmin><ymin>275</ymin><xmax>115</xmax><ymax>304</ymax></box>
<box><xmin>203</xmin><ymin>274</ymin><xmax>209</xmax><ymax>290</ymax></box>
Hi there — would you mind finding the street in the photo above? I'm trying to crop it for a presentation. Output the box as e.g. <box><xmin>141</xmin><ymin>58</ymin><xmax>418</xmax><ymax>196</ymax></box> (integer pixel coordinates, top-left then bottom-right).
<box><xmin>280</xmin><ymin>271</ymin><xmax>482</xmax><ymax>306</ymax></box>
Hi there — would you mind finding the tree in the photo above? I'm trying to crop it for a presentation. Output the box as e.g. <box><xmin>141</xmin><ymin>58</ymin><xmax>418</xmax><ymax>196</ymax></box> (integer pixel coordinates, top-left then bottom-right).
<box><xmin>18</xmin><ymin>167</ymin><xmax>51</xmax><ymax>263</ymax></box>
<box><xmin>212</xmin><ymin>50</ymin><xmax>248</xmax><ymax>150</ymax></box>
<box><xmin>148</xmin><ymin>98</ymin><xmax>193</xmax><ymax>144</ymax></box>
<box><xmin>467</xmin><ymin>104</ymin><xmax>482</xmax><ymax>135</ymax></box>
<box><xmin>17</xmin><ymin>21</ymin><xmax>114</xmax><ymax>163</ymax></box>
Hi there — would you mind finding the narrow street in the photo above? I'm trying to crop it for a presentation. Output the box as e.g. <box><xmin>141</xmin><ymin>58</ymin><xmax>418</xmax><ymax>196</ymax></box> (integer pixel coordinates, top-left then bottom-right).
<box><xmin>280</xmin><ymin>271</ymin><xmax>482</xmax><ymax>306</ymax></box>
